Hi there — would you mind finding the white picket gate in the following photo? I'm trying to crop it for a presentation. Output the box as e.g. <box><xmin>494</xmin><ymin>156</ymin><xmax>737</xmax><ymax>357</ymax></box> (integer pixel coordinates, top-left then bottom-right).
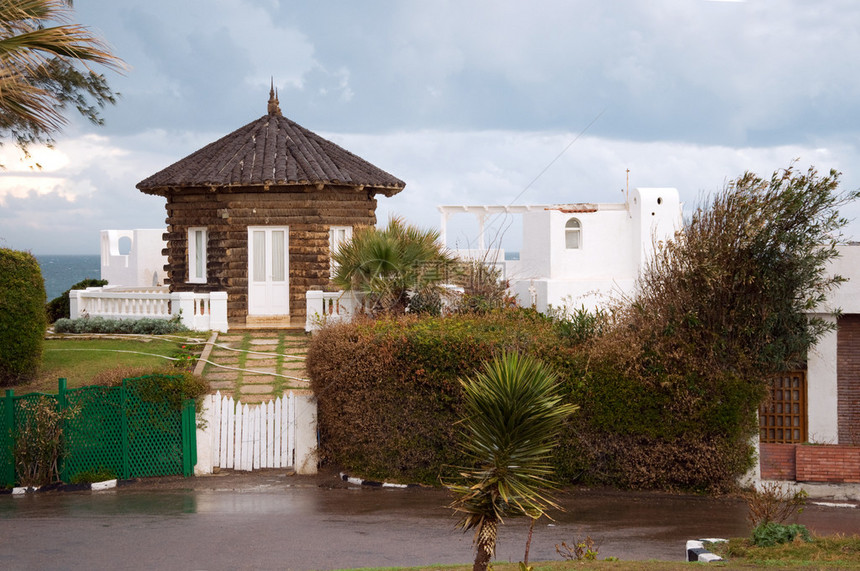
<box><xmin>205</xmin><ymin>391</ymin><xmax>297</xmax><ymax>471</ymax></box>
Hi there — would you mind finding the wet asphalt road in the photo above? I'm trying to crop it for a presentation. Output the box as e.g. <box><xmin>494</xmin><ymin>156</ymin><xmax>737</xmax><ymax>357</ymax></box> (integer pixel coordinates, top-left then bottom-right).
<box><xmin>0</xmin><ymin>472</ymin><xmax>857</xmax><ymax>570</ymax></box>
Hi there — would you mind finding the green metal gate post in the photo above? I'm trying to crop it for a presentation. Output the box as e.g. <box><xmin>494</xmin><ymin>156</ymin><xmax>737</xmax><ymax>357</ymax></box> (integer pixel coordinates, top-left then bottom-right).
<box><xmin>181</xmin><ymin>399</ymin><xmax>196</xmax><ymax>477</ymax></box>
<box><xmin>120</xmin><ymin>382</ymin><xmax>130</xmax><ymax>480</ymax></box>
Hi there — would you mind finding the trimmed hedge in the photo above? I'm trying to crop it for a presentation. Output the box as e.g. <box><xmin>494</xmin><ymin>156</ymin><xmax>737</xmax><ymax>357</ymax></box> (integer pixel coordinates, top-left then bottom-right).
<box><xmin>308</xmin><ymin>310</ymin><xmax>760</xmax><ymax>492</ymax></box>
<box><xmin>53</xmin><ymin>316</ymin><xmax>188</xmax><ymax>335</ymax></box>
<box><xmin>0</xmin><ymin>249</ymin><xmax>47</xmax><ymax>386</ymax></box>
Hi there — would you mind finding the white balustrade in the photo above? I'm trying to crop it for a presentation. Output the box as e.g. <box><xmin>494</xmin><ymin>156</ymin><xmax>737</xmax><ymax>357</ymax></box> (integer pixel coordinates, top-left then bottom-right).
<box><xmin>305</xmin><ymin>290</ymin><xmax>363</xmax><ymax>332</ymax></box>
<box><xmin>69</xmin><ymin>286</ymin><xmax>228</xmax><ymax>332</ymax></box>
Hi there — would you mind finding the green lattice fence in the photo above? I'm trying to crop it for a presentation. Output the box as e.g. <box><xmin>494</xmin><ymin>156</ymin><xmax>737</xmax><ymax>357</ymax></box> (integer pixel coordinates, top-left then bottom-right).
<box><xmin>1</xmin><ymin>377</ymin><xmax>197</xmax><ymax>487</ymax></box>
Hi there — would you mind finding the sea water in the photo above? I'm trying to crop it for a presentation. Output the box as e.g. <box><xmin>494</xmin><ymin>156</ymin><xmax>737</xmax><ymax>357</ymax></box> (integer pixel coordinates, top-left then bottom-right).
<box><xmin>36</xmin><ymin>255</ymin><xmax>101</xmax><ymax>301</ymax></box>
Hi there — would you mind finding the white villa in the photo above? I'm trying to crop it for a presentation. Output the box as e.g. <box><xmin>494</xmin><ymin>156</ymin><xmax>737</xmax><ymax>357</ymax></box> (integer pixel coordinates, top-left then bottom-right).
<box><xmin>439</xmin><ymin>186</ymin><xmax>682</xmax><ymax>312</ymax></box>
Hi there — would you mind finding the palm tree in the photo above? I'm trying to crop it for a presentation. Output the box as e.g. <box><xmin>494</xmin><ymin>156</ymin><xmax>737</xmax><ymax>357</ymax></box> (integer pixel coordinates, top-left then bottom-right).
<box><xmin>331</xmin><ymin>217</ymin><xmax>457</xmax><ymax>314</ymax></box>
<box><xmin>0</xmin><ymin>0</ymin><xmax>122</xmax><ymax>154</ymax></box>
<box><xmin>449</xmin><ymin>351</ymin><xmax>578</xmax><ymax>571</ymax></box>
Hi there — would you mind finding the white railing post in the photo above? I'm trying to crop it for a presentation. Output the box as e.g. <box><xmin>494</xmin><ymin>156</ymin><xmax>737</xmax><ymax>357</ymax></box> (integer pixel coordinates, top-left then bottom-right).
<box><xmin>69</xmin><ymin>290</ymin><xmax>82</xmax><ymax>318</ymax></box>
<box><xmin>209</xmin><ymin>291</ymin><xmax>228</xmax><ymax>332</ymax></box>
<box><xmin>173</xmin><ymin>292</ymin><xmax>197</xmax><ymax>329</ymax></box>
<box><xmin>305</xmin><ymin>290</ymin><xmax>325</xmax><ymax>331</ymax></box>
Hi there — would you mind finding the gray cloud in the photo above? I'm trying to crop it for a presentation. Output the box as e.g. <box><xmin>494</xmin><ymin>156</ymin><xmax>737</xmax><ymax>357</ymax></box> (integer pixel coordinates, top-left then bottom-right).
<box><xmin>5</xmin><ymin>0</ymin><xmax>860</xmax><ymax>254</ymax></box>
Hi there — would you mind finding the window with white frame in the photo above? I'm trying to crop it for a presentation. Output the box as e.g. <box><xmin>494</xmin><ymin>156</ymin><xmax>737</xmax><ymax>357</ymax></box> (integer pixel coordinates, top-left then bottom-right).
<box><xmin>565</xmin><ymin>218</ymin><xmax>582</xmax><ymax>249</ymax></box>
<box><xmin>188</xmin><ymin>227</ymin><xmax>207</xmax><ymax>283</ymax></box>
<box><xmin>329</xmin><ymin>226</ymin><xmax>352</xmax><ymax>277</ymax></box>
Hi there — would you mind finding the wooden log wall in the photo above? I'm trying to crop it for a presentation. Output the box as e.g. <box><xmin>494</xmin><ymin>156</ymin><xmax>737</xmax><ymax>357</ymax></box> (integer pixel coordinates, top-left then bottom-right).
<box><xmin>161</xmin><ymin>184</ymin><xmax>377</xmax><ymax>325</ymax></box>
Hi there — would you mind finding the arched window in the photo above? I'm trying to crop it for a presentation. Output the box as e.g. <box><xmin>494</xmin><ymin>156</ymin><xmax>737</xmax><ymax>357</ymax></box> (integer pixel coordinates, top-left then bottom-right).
<box><xmin>565</xmin><ymin>218</ymin><xmax>581</xmax><ymax>249</ymax></box>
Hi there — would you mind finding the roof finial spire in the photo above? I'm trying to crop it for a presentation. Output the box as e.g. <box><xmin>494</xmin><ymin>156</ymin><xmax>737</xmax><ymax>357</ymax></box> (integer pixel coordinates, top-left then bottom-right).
<box><xmin>267</xmin><ymin>77</ymin><xmax>282</xmax><ymax>116</ymax></box>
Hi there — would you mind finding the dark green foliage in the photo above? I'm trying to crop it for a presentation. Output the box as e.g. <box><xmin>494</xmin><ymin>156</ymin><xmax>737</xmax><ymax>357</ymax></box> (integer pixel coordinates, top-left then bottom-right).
<box><xmin>633</xmin><ymin>165</ymin><xmax>858</xmax><ymax>383</ymax></box>
<box><xmin>449</xmin><ymin>352</ymin><xmax>578</xmax><ymax>569</ymax></box>
<box><xmin>309</xmin><ymin>311</ymin><xmax>757</xmax><ymax>491</ymax></box>
<box><xmin>752</xmin><ymin>523</ymin><xmax>812</xmax><ymax>547</ymax></box>
<box><xmin>53</xmin><ymin>316</ymin><xmax>187</xmax><ymax>335</ymax></box>
<box><xmin>331</xmin><ymin>217</ymin><xmax>457</xmax><ymax>314</ymax></box>
<box><xmin>129</xmin><ymin>372</ymin><xmax>209</xmax><ymax>413</ymax></box>
<box><xmin>310</xmin><ymin>166</ymin><xmax>856</xmax><ymax>492</ymax></box>
<box><xmin>46</xmin><ymin>278</ymin><xmax>107</xmax><ymax>323</ymax></box>
<box><xmin>69</xmin><ymin>466</ymin><xmax>116</xmax><ymax>484</ymax></box>
<box><xmin>0</xmin><ymin>249</ymin><xmax>47</xmax><ymax>386</ymax></box>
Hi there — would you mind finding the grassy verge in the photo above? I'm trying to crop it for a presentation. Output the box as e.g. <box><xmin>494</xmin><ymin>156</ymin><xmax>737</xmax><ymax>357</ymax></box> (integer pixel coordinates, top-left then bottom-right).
<box><xmin>6</xmin><ymin>334</ymin><xmax>207</xmax><ymax>395</ymax></box>
<box><xmin>715</xmin><ymin>533</ymin><xmax>860</xmax><ymax>567</ymax></box>
<box><xmin>340</xmin><ymin>534</ymin><xmax>860</xmax><ymax>570</ymax></box>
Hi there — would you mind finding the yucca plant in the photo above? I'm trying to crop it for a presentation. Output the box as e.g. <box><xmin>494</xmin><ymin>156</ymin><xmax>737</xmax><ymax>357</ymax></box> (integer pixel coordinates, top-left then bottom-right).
<box><xmin>449</xmin><ymin>351</ymin><xmax>578</xmax><ymax>571</ymax></box>
<box><xmin>331</xmin><ymin>217</ymin><xmax>457</xmax><ymax>314</ymax></box>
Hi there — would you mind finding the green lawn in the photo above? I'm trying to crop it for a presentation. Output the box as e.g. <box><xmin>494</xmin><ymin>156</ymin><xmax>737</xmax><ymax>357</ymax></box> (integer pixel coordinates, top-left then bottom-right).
<box><xmin>6</xmin><ymin>334</ymin><xmax>208</xmax><ymax>395</ymax></box>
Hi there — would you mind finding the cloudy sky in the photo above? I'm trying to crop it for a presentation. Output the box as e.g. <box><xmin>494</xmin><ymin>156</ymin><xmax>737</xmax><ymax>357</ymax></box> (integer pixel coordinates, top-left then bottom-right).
<box><xmin>2</xmin><ymin>0</ymin><xmax>860</xmax><ymax>254</ymax></box>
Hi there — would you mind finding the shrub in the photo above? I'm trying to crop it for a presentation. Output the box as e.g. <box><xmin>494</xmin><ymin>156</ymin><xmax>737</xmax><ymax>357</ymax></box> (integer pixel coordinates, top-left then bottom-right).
<box><xmin>746</xmin><ymin>482</ymin><xmax>807</xmax><ymax>528</ymax></box>
<box><xmin>129</xmin><ymin>372</ymin><xmax>210</xmax><ymax>413</ymax></box>
<box><xmin>309</xmin><ymin>310</ymin><xmax>758</xmax><ymax>491</ymax></box>
<box><xmin>751</xmin><ymin>522</ymin><xmax>812</xmax><ymax>547</ymax></box>
<box><xmin>69</xmin><ymin>467</ymin><xmax>117</xmax><ymax>484</ymax></box>
<box><xmin>0</xmin><ymin>249</ymin><xmax>47</xmax><ymax>386</ymax></box>
<box><xmin>14</xmin><ymin>395</ymin><xmax>79</xmax><ymax>487</ymax></box>
<box><xmin>53</xmin><ymin>316</ymin><xmax>187</xmax><ymax>335</ymax></box>
<box><xmin>45</xmin><ymin>278</ymin><xmax>107</xmax><ymax>323</ymax></box>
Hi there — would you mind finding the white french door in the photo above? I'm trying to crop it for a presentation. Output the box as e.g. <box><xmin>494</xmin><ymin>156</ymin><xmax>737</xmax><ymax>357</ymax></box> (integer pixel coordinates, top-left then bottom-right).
<box><xmin>247</xmin><ymin>226</ymin><xmax>289</xmax><ymax>316</ymax></box>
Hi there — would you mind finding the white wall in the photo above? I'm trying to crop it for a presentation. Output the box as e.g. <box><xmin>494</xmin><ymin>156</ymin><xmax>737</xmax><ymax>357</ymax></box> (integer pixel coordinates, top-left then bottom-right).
<box><xmin>101</xmin><ymin>229</ymin><xmax>167</xmax><ymax>287</ymax></box>
<box><xmin>804</xmin><ymin>244</ymin><xmax>860</xmax><ymax>443</ymax></box>
<box><xmin>509</xmin><ymin>188</ymin><xmax>681</xmax><ymax>311</ymax></box>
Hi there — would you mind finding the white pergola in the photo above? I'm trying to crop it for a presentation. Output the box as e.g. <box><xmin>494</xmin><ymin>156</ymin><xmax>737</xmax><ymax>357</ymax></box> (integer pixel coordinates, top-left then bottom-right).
<box><xmin>437</xmin><ymin>204</ymin><xmax>544</xmax><ymax>250</ymax></box>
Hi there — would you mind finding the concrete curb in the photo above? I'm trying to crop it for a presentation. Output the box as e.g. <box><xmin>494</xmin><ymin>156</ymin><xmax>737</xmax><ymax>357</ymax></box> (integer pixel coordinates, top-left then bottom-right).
<box><xmin>339</xmin><ymin>472</ymin><xmax>420</xmax><ymax>489</ymax></box>
<box><xmin>685</xmin><ymin>538</ymin><xmax>727</xmax><ymax>563</ymax></box>
<box><xmin>194</xmin><ymin>331</ymin><xmax>219</xmax><ymax>377</ymax></box>
<box><xmin>3</xmin><ymin>479</ymin><xmax>133</xmax><ymax>495</ymax></box>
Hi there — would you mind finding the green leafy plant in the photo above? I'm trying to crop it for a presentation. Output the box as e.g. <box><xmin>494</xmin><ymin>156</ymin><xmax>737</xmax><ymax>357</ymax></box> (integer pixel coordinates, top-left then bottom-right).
<box><xmin>129</xmin><ymin>372</ymin><xmax>209</xmax><ymax>413</ymax></box>
<box><xmin>14</xmin><ymin>395</ymin><xmax>79</xmax><ymax>487</ymax></box>
<box><xmin>448</xmin><ymin>351</ymin><xmax>578</xmax><ymax>571</ymax></box>
<box><xmin>751</xmin><ymin>522</ymin><xmax>813</xmax><ymax>547</ymax></box>
<box><xmin>53</xmin><ymin>316</ymin><xmax>188</xmax><ymax>335</ymax></box>
<box><xmin>69</xmin><ymin>466</ymin><xmax>116</xmax><ymax>484</ymax></box>
<box><xmin>331</xmin><ymin>217</ymin><xmax>458</xmax><ymax>314</ymax></box>
<box><xmin>171</xmin><ymin>343</ymin><xmax>199</xmax><ymax>372</ymax></box>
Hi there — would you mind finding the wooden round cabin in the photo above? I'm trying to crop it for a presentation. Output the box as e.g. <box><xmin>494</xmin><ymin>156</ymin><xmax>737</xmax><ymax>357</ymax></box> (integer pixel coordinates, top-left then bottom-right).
<box><xmin>136</xmin><ymin>89</ymin><xmax>405</xmax><ymax>328</ymax></box>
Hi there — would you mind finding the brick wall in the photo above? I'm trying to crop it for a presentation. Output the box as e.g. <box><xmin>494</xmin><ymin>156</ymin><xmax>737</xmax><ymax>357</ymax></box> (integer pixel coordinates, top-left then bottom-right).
<box><xmin>796</xmin><ymin>445</ymin><xmax>860</xmax><ymax>483</ymax></box>
<box><xmin>759</xmin><ymin>443</ymin><xmax>797</xmax><ymax>480</ymax></box>
<box><xmin>837</xmin><ymin>315</ymin><xmax>860</xmax><ymax>445</ymax></box>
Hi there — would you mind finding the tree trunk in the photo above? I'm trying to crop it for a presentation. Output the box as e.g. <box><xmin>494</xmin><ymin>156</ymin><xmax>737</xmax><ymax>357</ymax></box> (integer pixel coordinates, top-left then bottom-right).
<box><xmin>524</xmin><ymin>517</ymin><xmax>536</xmax><ymax>565</ymax></box>
<box><xmin>473</xmin><ymin>518</ymin><xmax>498</xmax><ymax>571</ymax></box>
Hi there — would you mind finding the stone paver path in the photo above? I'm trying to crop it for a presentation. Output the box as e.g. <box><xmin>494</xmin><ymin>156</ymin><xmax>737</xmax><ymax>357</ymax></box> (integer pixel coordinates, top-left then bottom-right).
<box><xmin>197</xmin><ymin>329</ymin><xmax>311</xmax><ymax>403</ymax></box>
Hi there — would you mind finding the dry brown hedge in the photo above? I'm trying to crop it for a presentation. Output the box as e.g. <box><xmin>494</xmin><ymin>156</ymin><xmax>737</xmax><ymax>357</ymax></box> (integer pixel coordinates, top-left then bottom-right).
<box><xmin>308</xmin><ymin>310</ymin><xmax>758</xmax><ymax>492</ymax></box>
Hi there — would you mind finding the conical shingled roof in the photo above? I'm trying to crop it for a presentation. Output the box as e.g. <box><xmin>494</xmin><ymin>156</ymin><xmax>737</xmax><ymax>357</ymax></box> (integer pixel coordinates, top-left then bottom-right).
<box><xmin>136</xmin><ymin>94</ymin><xmax>405</xmax><ymax>197</ymax></box>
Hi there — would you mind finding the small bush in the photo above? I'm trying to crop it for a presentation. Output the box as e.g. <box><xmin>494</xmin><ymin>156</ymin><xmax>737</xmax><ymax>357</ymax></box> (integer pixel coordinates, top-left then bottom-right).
<box><xmin>0</xmin><ymin>249</ymin><xmax>47</xmax><ymax>386</ymax></box>
<box><xmin>90</xmin><ymin>366</ymin><xmax>165</xmax><ymax>387</ymax></box>
<box><xmin>53</xmin><ymin>316</ymin><xmax>187</xmax><ymax>335</ymax></box>
<box><xmin>69</xmin><ymin>467</ymin><xmax>117</xmax><ymax>484</ymax></box>
<box><xmin>752</xmin><ymin>522</ymin><xmax>813</xmax><ymax>547</ymax></box>
<box><xmin>45</xmin><ymin>278</ymin><xmax>107</xmax><ymax>323</ymax></box>
<box><xmin>14</xmin><ymin>395</ymin><xmax>79</xmax><ymax>487</ymax></box>
<box><xmin>129</xmin><ymin>372</ymin><xmax>210</xmax><ymax>413</ymax></box>
<box><xmin>746</xmin><ymin>482</ymin><xmax>807</xmax><ymax>528</ymax></box>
